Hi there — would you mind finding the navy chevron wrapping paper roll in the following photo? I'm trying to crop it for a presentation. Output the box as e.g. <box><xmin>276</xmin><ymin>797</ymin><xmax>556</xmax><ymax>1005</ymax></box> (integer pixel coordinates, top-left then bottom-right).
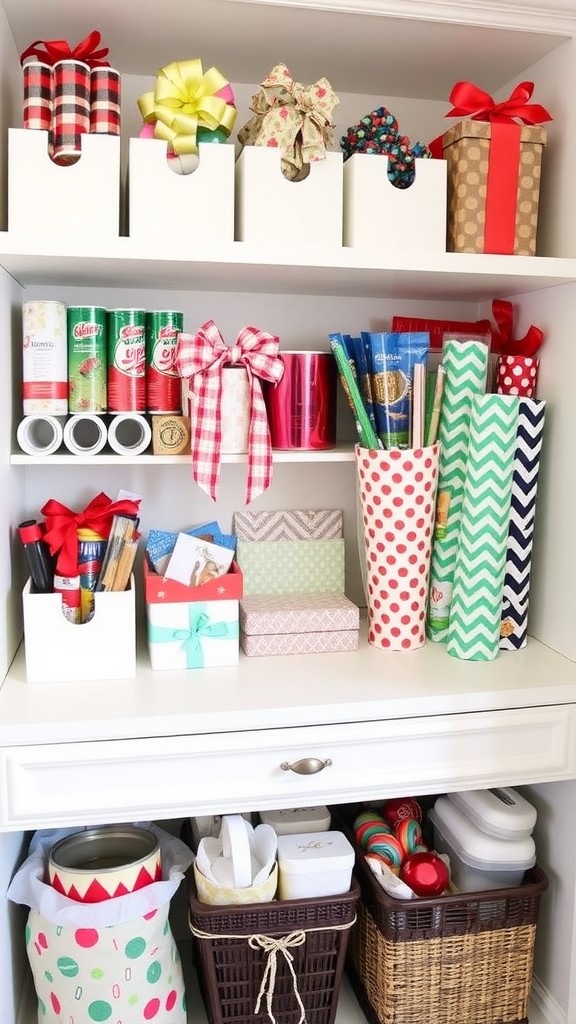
<box><xmin>446</xmin><ymin>394</ymin><xmax>518</xmax><ymax>662</ymax></box>
<box><xmin>500</xmin><ymin>398</ymin><xmax>546</xmax><ymax>650</ymax></box>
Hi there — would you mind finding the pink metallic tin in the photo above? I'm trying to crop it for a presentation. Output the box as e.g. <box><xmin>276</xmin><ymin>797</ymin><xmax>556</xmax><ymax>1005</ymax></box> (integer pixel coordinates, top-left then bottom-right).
<box><xmin>264</xmin><ymin>351</ymin><xmax>337</xmax><ymax>450</ymax></box>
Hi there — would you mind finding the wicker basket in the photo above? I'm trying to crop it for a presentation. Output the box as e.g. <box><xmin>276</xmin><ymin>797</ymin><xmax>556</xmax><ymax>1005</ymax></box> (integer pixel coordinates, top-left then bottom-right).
<box><xmin>332</xmin><ymin>806</ymin><xmax>548</xmax><ymax>1024</ymax></box>
<box><xmin>187</xmin><ymin>870</ymin><xmax>360</xmax><ymax>1024</ymax></box>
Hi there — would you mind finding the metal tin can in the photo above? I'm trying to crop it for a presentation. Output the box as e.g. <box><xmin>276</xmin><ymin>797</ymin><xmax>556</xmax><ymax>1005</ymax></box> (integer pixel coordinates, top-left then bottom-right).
<box><xmin>53</xmin><ymin>574</ymin><xmax>82</xmax><ymax>624</ymax></box>
<box><xmin>107</xmin><ymin>308</ymin><xmax>146</xmax><ymax>412</ymax></box>
<box><xmin>67</xmin><ymin>305</ymin><xmax>107</xmax><ymax>413</ymax></box>
<box><xmin>263</xmin><ymin>351</ymin><xmax>337</xmax><ymax>450</ymax></box>
<box><xmin>145</xmin><ymin>310</ymin><xmax>183</xmax><ymax>413</ymax></box>
<box><xmin>22</xmin><ymin>300</ymin><xmax>68</xmax><ymax>415</ymax></box>
<box><xmin>48</xmin><ymin>826</ymin><xmax>162</xmax><ymax>903</ymax></box>
<box><xmin>77</xmin><ymin>528</ymin><xmax>107</xmax><ymax>622</ymax></box>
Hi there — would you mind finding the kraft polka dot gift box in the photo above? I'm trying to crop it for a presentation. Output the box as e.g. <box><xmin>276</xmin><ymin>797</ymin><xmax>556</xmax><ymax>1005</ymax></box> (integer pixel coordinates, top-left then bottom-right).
<box><xmin>437</xmin><ymin>82</ymin><xmax>552</xmax><ymax>257</ymax></box>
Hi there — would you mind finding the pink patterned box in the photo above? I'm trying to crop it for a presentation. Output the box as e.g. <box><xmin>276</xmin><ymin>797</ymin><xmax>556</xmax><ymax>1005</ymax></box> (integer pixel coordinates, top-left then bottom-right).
<box><xmin>240</xmin><ymin>592</ymin><xmax>359</xmax><ymax>657</ymax></box>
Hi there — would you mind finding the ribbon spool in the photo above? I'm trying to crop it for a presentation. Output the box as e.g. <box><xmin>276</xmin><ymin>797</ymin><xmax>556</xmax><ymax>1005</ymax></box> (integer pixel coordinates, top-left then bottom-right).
<box><xmin>17</xmin><ymin>415</ymin><xmax>65</xmax><ymax>456</ymax></box>
<box><xmin>107</xmin><ymin>414</ymin><xmax>152</xmax><ymax>456</ymax></box>
<box><xmin>63</xmin><ymin>414</ymin><xmax>108</xmax><ymax>456</ymax></box>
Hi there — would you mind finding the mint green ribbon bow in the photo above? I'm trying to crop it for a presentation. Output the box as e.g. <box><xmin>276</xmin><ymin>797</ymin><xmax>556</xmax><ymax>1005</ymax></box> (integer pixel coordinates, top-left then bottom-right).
<box><xmin>149</xmin><ymin>602</ymin><xmax>238</xmax><ymax>668</ymax></box>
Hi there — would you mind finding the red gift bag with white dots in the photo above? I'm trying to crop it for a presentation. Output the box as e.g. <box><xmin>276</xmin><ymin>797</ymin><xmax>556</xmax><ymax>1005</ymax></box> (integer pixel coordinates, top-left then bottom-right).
<box><xmin>497</xmin><ymin>355</ymin><xmax>539</xmax><ymax>398</ymax></box>
<box><xmin>356</xmin><ymin>444</ymin><xmax>439</xmax><ymax>651</ymax></box>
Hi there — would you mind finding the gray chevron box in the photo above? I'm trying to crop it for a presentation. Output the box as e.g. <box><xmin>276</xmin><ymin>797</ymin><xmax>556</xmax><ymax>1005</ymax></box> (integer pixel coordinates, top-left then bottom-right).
<box><xmin>233</xmin><ymin>508</ymin><xmax>342</xmax><ymax>541</ymax></box>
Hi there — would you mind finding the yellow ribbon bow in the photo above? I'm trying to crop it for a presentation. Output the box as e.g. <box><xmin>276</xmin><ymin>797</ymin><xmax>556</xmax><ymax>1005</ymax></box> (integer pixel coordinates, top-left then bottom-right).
<box><xmin>138</xmin><ymin>58</ymin><xmax>237</xmax><ymax>155</ymax></box>
<box><xmin>237</xmin><ymin>62</ymin><xmax>339</xmax><ymax>180</ymax></box>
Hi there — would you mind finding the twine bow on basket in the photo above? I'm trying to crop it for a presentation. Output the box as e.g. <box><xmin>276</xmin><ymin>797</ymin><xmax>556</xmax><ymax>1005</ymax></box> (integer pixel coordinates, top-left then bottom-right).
<box><xmin>250</xmin><ymin>931</ymin><xmax>307</xmax><ymax>1024</ymax></box>
<box><xmin>238</xmin><ymin>62</ymin><xmax>339</xmax><ymax>180</ymax></box>
<box><xmin>176</xmin><ymin>320</ymin><xmax>284</xmax><ymax>505</ymax></box>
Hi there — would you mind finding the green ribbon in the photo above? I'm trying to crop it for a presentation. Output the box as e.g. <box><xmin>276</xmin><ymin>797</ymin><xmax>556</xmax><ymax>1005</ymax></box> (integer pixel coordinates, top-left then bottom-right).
<box><xmin>148</xmin><ymin>602</ymin><xmax>238</xmax><ymax>668</ymax></box>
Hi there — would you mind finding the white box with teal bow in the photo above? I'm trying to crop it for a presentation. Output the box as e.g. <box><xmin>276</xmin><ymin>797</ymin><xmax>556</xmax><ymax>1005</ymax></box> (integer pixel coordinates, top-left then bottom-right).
<box><xmin>147</xmin><ymin>599</ymin><xmax>239</xmax><ymax>670</ymax></box>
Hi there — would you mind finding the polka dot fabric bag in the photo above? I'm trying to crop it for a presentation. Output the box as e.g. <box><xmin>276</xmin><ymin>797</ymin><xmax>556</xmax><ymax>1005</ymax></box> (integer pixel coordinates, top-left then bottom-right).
<box><xmin>8</xmin><ymin>824</ymin><xmax>194</xmax><ymax>1024</ymax></box>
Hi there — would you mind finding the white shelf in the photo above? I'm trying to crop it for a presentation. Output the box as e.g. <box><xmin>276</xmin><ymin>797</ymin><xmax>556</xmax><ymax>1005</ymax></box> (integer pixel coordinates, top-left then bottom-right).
<box><xmin>2</xmin><ymin>237</ymin><xmax>576</xmax><ymax>300</ymax></box>
<box><xmin>1</xmin><ymin>627</ymin><xmax>575</xmax><ymax>747</ymax></box>
<box><xmin>10</xmin><ymin>443</ymin><xmax>356</xmax><ymax>466</ymax></box>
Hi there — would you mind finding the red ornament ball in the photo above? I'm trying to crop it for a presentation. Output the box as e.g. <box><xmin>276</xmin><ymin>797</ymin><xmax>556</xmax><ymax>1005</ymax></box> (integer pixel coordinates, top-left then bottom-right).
<box><xmin>399</xmin><ymin>851</ymin><xmax>449</xmax><ymax>897</ymax></box>
<box><xmin>382</xmin><ymin>797</ymin><xmax>423</xmax><ymax>827</ymax></box>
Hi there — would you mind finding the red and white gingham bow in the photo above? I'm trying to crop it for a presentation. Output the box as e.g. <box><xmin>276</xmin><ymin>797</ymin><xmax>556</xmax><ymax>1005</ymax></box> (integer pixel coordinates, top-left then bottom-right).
<box><xmin>176</xmin><ymin>320</ymin><xmax>284</xmax><ymax>504</ymax></box>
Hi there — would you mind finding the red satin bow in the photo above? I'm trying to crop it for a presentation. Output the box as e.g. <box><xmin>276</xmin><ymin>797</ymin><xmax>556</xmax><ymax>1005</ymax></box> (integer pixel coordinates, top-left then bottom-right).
<box><xmin>41</xmin><ymin>492</ymin><xmax>140</xmax><ymax>577</ymax></box>
<box><xmin>445</xmin><ymin>81</ymin><xmax>552</xmax><ymax>126</ymax></box>
<box><xmin>176</xmin><ymin>320</ymin><xmax>284</xmax><ymax>505</ymax></box>
<box><xmin>491</xmin><ymin>299</ymin><xmax>544</xmax><ymax>358</ymax></box>
<box><xmin>20</xmin><ymin>30</ymin><xmax>110</xmax><ymax>68</ymax></box>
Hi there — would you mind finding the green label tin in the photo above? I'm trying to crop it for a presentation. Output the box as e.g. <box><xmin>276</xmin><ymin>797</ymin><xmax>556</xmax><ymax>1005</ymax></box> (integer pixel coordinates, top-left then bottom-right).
<box><xmin>67</xmin><ymin>306</ymin><xmax>107</xmax><ymax>413</ymax></box>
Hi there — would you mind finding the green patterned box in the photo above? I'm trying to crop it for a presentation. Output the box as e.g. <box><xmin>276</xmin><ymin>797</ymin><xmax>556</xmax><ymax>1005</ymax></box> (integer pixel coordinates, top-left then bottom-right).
<box><xmin>236</xmin><ymin>539</ymin><xmax>345</xmax><ymax>596</ymax></box>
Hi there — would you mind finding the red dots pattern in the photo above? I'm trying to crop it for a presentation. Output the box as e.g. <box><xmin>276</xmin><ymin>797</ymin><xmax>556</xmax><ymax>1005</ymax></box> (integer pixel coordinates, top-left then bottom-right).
<box><xmin>357</xmin><ymin>444</ymin><xmax>439</xmax><ymax>650</ymax></box>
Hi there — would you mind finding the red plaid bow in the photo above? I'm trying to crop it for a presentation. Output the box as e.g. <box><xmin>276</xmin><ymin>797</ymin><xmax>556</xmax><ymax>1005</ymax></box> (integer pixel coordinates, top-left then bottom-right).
<box><xmin>176</xmin><ymin>320</ymin><xmax>284</xmax><ymax>504</ymax></box>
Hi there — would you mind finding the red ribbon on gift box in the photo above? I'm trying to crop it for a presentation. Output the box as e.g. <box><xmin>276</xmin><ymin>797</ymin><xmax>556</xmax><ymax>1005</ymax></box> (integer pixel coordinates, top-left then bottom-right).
<box><xmin>40</xmin><ymin>492</ymin><xmax>140</xmax><ymax>577</ymax></box>
<box><xmin>20</xmin><ymin>30</ymin><xmax>110</xmax><ymax>68</ymax></box>
<box><xmin>176</xmin><ymin>320</ymin><xmax>284</xmax><ymax>505</ymax></box>
<box><xmin>391</xmin><ymin>299</ymin><xmax>543</xmax><ymax>356</ymax></box>
<box><xmin>430</xmin><ymin>81</ymin><xmax>552</xmax><ymax>254</ymax></box>
<box><xmin>491</xmin><ymin>298</ymin><xmax>544</xmax><ymax>358</ymax></box>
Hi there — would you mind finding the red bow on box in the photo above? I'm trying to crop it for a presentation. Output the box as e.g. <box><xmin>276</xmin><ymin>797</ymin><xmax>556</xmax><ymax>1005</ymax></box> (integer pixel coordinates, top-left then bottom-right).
<box><xmin>176</xmin><ymin>320</ymin><xmax>284</xmax><ymax>505</ymax></box>
<box><xmin>41</xmin><ymin>492</ymin><xmax>140</xmax><ymax>577</ymax></box>
<box><xmin>445</xmin><ymin>80</ymin><xmax>552</xmax><ymax>127</ymax></box>
<box><xmin>20</xmin><ymin>30</ymin><xmax>110</xmax><ymax>68</ymax></box>
<box><xmin>491</xmin><ymin>299</ymin><xmax>544</xmax><ymax>358</ymax></box>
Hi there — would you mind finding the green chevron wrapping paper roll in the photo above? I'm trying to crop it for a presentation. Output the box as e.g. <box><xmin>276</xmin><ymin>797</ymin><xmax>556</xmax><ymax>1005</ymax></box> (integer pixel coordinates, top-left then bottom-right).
<box><xmin>447</xmin><ymin>394</ymin><xmax>519</xmax><ymax>662</ymax></box>
<box><xmin>427</xmin><ymin>337</ymin><xmax>489</xmax><ymax>641</ymax></box>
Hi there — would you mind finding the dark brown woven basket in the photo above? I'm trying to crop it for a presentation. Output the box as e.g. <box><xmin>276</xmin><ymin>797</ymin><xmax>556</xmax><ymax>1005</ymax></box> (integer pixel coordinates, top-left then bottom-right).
<box><xmin>187</xmin><ymin>871</ymin><xmax>360</xmax><ymax>1024</ymax></box>
<box><xmin>332</xmin><ymin>805</ymin><xmax>548</xmax><ymax>1024</ymax></box>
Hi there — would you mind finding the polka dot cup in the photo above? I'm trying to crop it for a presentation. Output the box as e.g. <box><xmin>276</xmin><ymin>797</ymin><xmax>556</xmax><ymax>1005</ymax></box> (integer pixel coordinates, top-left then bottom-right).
<box><xmin>356</xmin><ymin>443</ymin><xmax>439</xmax><ymax>651</ymax></box>
<box><xmin>497</xmin><ymin>355</ymin><xmax>539</xmax><ymax>399</ymax></box>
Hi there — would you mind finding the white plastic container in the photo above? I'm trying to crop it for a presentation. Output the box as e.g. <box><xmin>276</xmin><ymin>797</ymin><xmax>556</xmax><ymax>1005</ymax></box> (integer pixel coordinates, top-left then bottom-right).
<box><xmin>343</xmin><ymin>154</ymin><xmax>447</xmax><ymax>254</ymax></box>
<box><xmin>9</xmin><ymin>128</ymin><xmax>120</xmax><ymax>240</ymax></box>
<box><xmin>430</xmin><ymin>796</ymin><xmax>536</xmax><ymax>892</ymax></box>
<box><xmin>276</xmin><ymin>830</ymin><xmax>354</xmax><ymax>900</ymax></box>
<box><xmin>128</xmin><ymin>139</ymin><xmax>235</xmax><ymax>245</ymax></box>
<box><xmin>235</xmin><ymin>147</ymin><xmax>343</xmax><ymax>247</ymax></box>
<box><xmin>259</xmin><ymin>806</ymin><xmax>331</xmax><ymax>835</ymax></box>
<box><xmin>447</xmin><ymin>788</ymin><xmax>537</xmax><ymax>840</ymax></box>
<box><xmin>22</xmin><ymin>575</ymin><xmax>136</xmax><ymax>683</ymax></box>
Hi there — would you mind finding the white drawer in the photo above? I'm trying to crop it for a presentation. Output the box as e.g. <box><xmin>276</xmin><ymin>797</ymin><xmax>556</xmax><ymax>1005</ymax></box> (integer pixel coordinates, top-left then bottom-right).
<box><xmin>2</xmin><ymin>705</ymin><xmax>575</xmax><ymax>828</ymax></box>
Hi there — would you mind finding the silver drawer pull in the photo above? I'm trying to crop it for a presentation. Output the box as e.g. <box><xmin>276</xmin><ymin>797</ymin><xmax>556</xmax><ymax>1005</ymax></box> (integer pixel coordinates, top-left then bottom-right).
<box><xmin>279</xmin><ymin>757</ymin><xmax>333</xmax><ymax>775</ymax></box>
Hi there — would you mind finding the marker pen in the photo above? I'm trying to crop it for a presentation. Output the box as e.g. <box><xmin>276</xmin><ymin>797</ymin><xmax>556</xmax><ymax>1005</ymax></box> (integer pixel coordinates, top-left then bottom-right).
<box><xmin>18</xmin><ymin>520</ymin><xmax>53</xmax><ymax>593</ymax></box>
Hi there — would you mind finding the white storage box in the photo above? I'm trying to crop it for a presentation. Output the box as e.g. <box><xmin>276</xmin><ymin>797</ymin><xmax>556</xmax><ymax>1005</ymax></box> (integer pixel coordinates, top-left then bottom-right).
<box><xmin>343</xmin><ymin>154</ymin><xmax>447</xmax><ymax>253</ymax></box>
<box><xmin>276</xmin><ymin>830</ymin><xmax>354</xmax><ymax>900</ymax></box>
<box><xmin>235</xmin><ymin>147</ymin><xmax>343</xmax><ymax>247</ymax></box>
<box><xmin>447</xmin><ymin>787</ymin><xmax>537</xmax><ymax>840</ymax></box>
<box><xmin>128</xmin><ymin>139</ymin><xmax>235</xmax><ymax>245</ymax></box>
<box><xmin>22</xmin><ymin>575</ymin><xmax>136</xmax><ymax>683</ymax></box>
<box><xmin>259</xmin><ymin>806</ymin><xmax>331</xmax><ymax>835</ymax></box>
<box><xmin>430</xmin><ymin>796</ymin><xmax>536</xmax><ymax>892</ymax></box>
<box><xmin>8</xmin><ymin>129</ymin><xmax>120</xmax><ymax>240</ymax></box>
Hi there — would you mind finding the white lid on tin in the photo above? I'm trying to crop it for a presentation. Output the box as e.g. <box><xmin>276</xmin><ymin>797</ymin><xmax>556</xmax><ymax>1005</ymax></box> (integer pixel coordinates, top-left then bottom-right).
<box><xmin>276</xmin><ymin>830</ymin><xmax>354</xmax><ymax>874</ymax></box>
<box><xmin>430</xmin><ymin>797</ymin><xmax>536</xmax><ymax>871</ymax></box>
<box><xmin>447</xmin><ymin>788</ymin><xmax>537</xmax><ymax>839</ymax></box>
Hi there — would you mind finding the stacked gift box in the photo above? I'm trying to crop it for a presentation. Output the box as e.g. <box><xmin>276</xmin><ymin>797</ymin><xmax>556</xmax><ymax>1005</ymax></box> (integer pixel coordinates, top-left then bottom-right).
<box><xmin>234</xmin><ymin>509</ymin><xmax>360</xmax><ymax>656</ymax></box>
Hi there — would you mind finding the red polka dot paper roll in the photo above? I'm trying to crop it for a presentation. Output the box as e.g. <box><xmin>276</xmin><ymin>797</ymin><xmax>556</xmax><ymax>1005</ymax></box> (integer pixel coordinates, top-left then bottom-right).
<box><xmin>497</xmin><ymin>355</ymin><xmax>539</xmax><ymax>398</ymax></box>
<box><xmin>356</xmin><ymin>443</ymin><xmax>439</xmax><ymax>651</ymax></box>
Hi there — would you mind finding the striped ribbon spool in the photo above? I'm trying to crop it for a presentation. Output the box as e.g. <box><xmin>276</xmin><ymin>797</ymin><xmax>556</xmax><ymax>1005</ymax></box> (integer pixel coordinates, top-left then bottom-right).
<box><xmin>22</xmin><ymin>60</ymin><xmax>53</xmax><ymax>131</ymax></box>
<box><xmin>51</xmin><ymin>59</ymin><xmax>90</xmax><ymax>164</ymax></box>
<box><xmin>90</xmin><ymin>66</ymin><xmax>121</xmax><ymax>134</ymax></box>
